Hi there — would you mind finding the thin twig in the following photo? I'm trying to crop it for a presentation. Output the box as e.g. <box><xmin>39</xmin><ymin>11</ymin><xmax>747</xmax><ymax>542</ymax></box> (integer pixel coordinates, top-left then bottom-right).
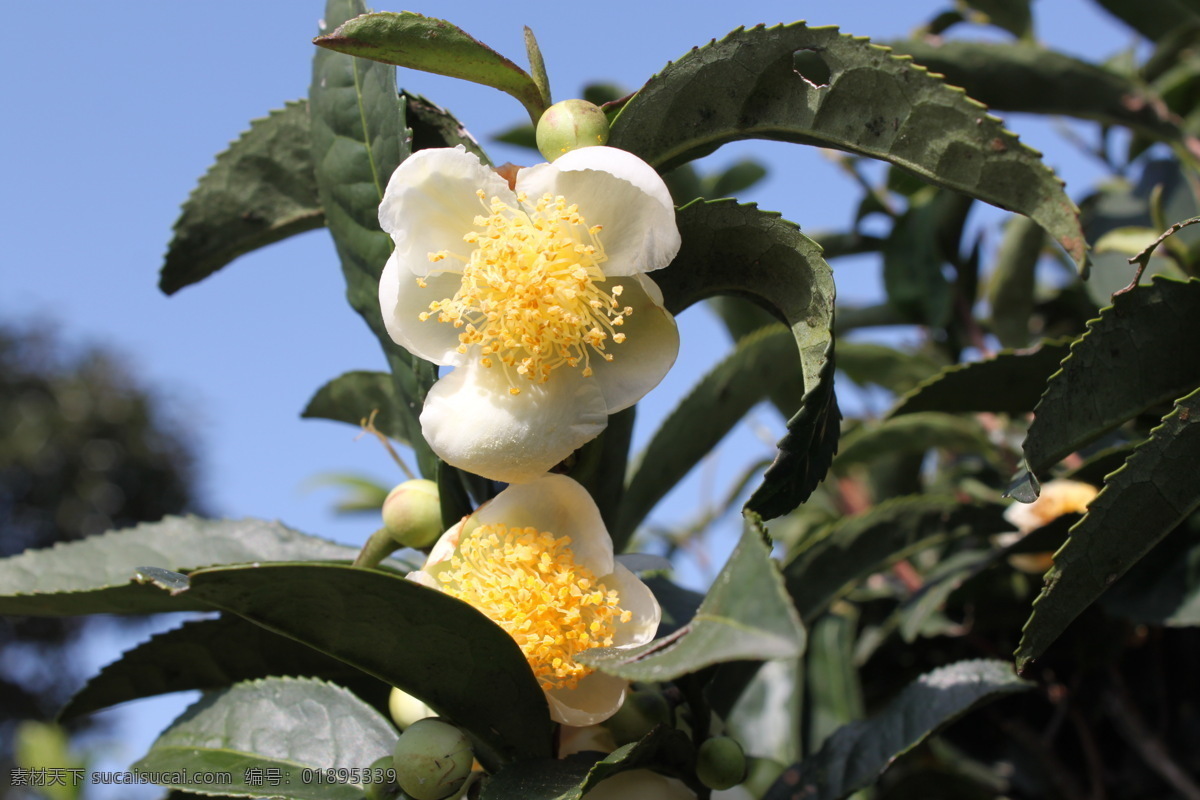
<box><xmin>356</xmin><ymin>408</ymin><xmax>416</xmax><ymax>480</ymax></box>
<box><xmin>1115</xmin><ymin>215</ymin><xmax>1200</xmax><ymax>298</ymax></box>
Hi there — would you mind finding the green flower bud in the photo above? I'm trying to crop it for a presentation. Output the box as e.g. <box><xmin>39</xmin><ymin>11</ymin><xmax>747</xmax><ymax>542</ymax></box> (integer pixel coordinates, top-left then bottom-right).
<box><xmin>392</xmin><ymin>718</ymin><xmax>473</xmax><ymax>800</ymax></box>
<box><xmin>389</xmin><ymin>686</ymin><xmax>435</xmax><ymax>730</ymax></box>
<box><xmin>696</xmin><ymin>736</ymin><xmax>746</xmax><ymax>791</ymax></box>
<box><xmin>603</xmin><ymin>688</ymin><xmax>671</xmax><ymax>745</ymax></box>
<box><xmin>364</xmin><ymin>755</ymin><xmax>402</xmax><ymax>800</ymax></box>
<box><xmin>536</xmin><ymin>99</ymin><xmax>609</xmax><ymax>161</ymax></box>
<box><xmin>382</xmin><ymin>479</ymin><xmax>443</xmax><ymax>548</ymax></box>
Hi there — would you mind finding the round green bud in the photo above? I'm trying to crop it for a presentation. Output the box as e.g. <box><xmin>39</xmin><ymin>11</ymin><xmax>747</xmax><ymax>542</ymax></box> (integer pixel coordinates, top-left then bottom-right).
<box><xmin>696</xmin><ymin>736</ymin><xmax>746</xmax><ymax>791</ymax></box>
<box><xmin>603</xmin><ymin>688</ymin><xmax>671</xmax><ymax>745</ymax></box>
<box><xmin>364</xmin><ymin>755</ymin><xmax>402</xmax><ymax>800</ymax></box>
<box><xmin>389</xmin><ymin>687</ymin><xmax>435</xmax><ymax>731</ymax></box>
<box><xmin>535</xmin><ymin>99</ymin><xmax>609</xmax><ymax>161</ymax></box>
<box><xmin>392</xmin><ymin>718</ymin><xmax>473</xmax><ymax>800</ymax></box>
<box><xmin>382</xmin><ymin>479</ymin><xmax>443</xmax><ymax>548</ymax></box>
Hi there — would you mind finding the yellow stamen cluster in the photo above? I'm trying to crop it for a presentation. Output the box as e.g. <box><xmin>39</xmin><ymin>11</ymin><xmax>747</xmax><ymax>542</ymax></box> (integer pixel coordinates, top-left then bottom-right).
<box><xmin>420</xmin><ymin>192</ymin><xmax>633</xmax><ymax>394</ymax></box>
<box><xmin>436</xmin><ymin>523</ymin><xmax>631</xmax><ymax>691</ymax></box>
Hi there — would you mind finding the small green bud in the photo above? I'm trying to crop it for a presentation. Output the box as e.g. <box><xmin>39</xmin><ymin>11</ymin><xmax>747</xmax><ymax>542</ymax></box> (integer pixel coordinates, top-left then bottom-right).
<box><xmin>382</xmin><ymin>479</ymin><xmax>443</xmax><ymax>548</ymax></box>
<box><xmin>603</xmin><ymin>688</ymin><xmax>671</xmax><ymax>745</ymax></box>
<box><xmin>696</xmin><ymin>736</ymin><xmax>746</xmax><ymax>791</ymax></box>
<box><xmin>389</xmin><ymin>686</ymin><xmax>435</xmax><ymax>730</ymax></box>
<box><xmin>535</xmin><ymin>99</ymin><xmax>609</xmax><ymax>161</ymax></box>
<box><xmin>392</xmin><ymin>718</ymin><xmax>473</xmax><ymax>800</ymax></box>
<box><xmin>364</xmin><ymin>755</ymin><xmax>402</xmax><ymax>800</ymax></box>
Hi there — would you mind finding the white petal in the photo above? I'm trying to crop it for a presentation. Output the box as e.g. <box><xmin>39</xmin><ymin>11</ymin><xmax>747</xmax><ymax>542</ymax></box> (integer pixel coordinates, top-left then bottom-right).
<box><xmin>516</xmin><ymin>147</ymin><xmax>680</xmax><ymax>277</ymax></box>
<box><xmin>378</xmin><ymin>146</ymin><xmax>513</xmax><ymax>277</ymax></box>
<box><xmin>588</xmin><ymin>274</ymin><xmax>680</xmax><ymax>412</ymax></box>
<box><xmin>420</xmin><ymin>360</ymin><xmax>608</xmax><ymax>484</ymax></box>
<box><xmin>545</xmin><ymin>669</ymin><xmax>628</xmax><ymax>726</ymax></box>
<box><xmin>606</xmin><ymin>563</ymin><xmax>661</xmax><ymax>647</ymax></box>
<box><xmin>473</xmin><ymin>475</ymin><xmax>614</xmax><ymax>576</ymax></box>
<box><xmin>379</xmin><ymin>252</ymin><xmax>468</xmax><ymax>364</ymax></box>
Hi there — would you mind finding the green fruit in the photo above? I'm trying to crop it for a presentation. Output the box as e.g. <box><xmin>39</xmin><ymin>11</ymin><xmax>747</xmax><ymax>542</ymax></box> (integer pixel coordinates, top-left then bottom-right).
<box><xmin>535</xmin><ymin>99</ymin><xmax>610</xmax><ymax>161</ymax></box>
<box><xmin>364</xmin><ymin>755</ymin><xmax>402</xmax><ymax>799</ymax></box>
<box><xmin>696</xmin><ymin>736</ymin><xmax>746</xmax><ymax>791</ymax></box>
<box><xmin>382</xmin><ymin>479</ymin><xmax>443</xmax><ymax>548</ymax></box>
<box><xmin>603</xmin><ymin>689</ymin><xmax>671</xmax><ymax>745</ymax></box>
<box><xmin>392</xmin><ymin>718</ymin><xmax>473</xmax><ymax>800</ymax></box>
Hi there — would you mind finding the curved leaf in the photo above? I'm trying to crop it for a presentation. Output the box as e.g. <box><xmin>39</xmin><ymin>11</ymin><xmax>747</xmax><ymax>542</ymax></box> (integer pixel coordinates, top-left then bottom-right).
<box><xmin>0</xmin><ymin>516</ymin><xmax>366</xmax><ymax>616</ymax></box>
<box><xmin>160</xmin><ymin>100</ymin><xmax>323</xmax><ymax>294</ymax></box>
<box><xmin>310</xmin><ymin>0</ymin><xmax>439</xmax><ymax>477</ymax></box>
<box><xmin>837</xmin><ymin>342</ymin><xmax>943</xmax><ymax>395</ymax></box>
<box><xmin>784</xmin><ymin>496</ymin><xmax>1011</xmax><ymax>623</ymax></box>
<box><xmin>608</xmin><ymin>23</ymin><xmax>1088</xmax><ymax>271</ymax></box>
<box><xmin>832</xmin><ymin>412</ymin><xmax>992</xmax><ymax>473</ymax></box>
<box><xmin>1016</xmin><ymin>387</ymin><xmax>1200</xmax><ymax>673</ymax></box>
<box><xmin>656</xmin><ymin>200</ymin><xmax>839</xmax><ymax>520</ymax></box>
<box><xmin>133</xmin><ymin>677</ymin><xmax>395</xmax><ymax>800</ymax></box>
<box><xmin>890</xmin><ymin>338</ymin><xmax>1071</xmax><ymax>417</ymax></box>
<box><xmin>988</xmin><ymin>214</ymin><xmax>1045</xmax><ymax>349</ymax></box>
<box><xmin>153</xmin><ymin>562</ymin><xmax>552</xmax><ymax>762</ymax></box>
<box><xmin>763</xmin><ymin>660</ymin><xmax>1031</xmax><ymax>800</ymax></box>
<box><xmin>314</xmin><ymin>11</ymin><xmax>546</xmax><ymax>123</ymax></box>
<box><xmin>403</xmin><ymin>91</ymin><xmax>489</xmax><ymax>160</ymax></box>
<box><xmin>889</xmin><ymin>39</ymin><xmax>1191</xmax><ymax>144</ymax></box>
<box><xmin>1023</xmin><ymin>277</ymin><xmax>1200</xmax><ymax>475</ymax></box>
<box><xmin>580</xmin><ymin>514</ymin><xmax>805</xmax><ymax>681</ymax></box>
<box><xmin>301</xmin><ymin>370</ymin><xmax>409</xmax><ymax>444</ymax></box>
<box><xmin>61</xmin><ymin>616</ymin><xmax>375</xmax><ymax>722</ymax></box>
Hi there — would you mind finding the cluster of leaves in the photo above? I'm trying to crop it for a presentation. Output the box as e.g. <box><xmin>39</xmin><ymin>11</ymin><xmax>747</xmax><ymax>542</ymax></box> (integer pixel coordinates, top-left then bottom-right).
<box><xmin>4</xmin><ymin>0</ymin><xmax>1200</xmax><ymax>798</ymax></box>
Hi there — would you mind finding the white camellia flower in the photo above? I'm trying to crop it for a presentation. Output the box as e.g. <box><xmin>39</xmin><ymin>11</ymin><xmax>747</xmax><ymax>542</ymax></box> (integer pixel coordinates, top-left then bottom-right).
<box><xmin>409</xmin><ymin>474</ymin><xmax>661</xmax><ymax>726</ymax></box>
<box><xmin>1003</xmin><ymin>479</ymin><xmax>1098</xmax><ymax>534</ymax></box>
<box><xmin>378</xmin><ymin>144</ymin><xmax>681</xmax><ymax>483</ymax></box>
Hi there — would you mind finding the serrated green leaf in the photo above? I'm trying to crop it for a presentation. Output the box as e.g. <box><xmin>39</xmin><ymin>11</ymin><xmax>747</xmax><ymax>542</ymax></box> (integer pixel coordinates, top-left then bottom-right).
<box><xmin>988</xmin><ymin>215</ymin><xmax>1045</xmax><ymax>349</ymax></box>
<box><xmin>301</xmin><ymin>370</ymin><xmax>409</xmax><ymax>444</ymax></box>
<box><xmin>653</xmin><ymin>200</ymin><xmax>838</xmax><ymax>520</ymax></box>
<box><xmin>158</xmin><ymin>562</ymin><xmax>552</xmax><ymax>762</ymax></box>
<box><xmin>0</xmin><ymin>517</ymin><xmax>366</xmax><ymax>616</ymax></box>
<box><xmin>619</xmin><ymin>326</ymin><xmax>799</xmax><ymax>541</ymax></box>
<box><xmin>889</xmin><ymin>338</ymin><xmax>1071</xmax><ymax>418</ymax></box>
<box><xmin>1101</xmin><ymin>516</ymin><xmax>1200</xmax><ymax>627</ymax></box>
<box><xmin>832</xmin><ymin>413</ymin><xmax>992</xmax><ymax>473</ymax></box>
<box><xmin>310</xmin><ymin>0</ymin><xmax>439</xmax><ymax>478</ymax></box>
<box><xmin>133</xmin><ymin>677</ymin><xmax>395</xmax><ymax>800</ymax></box>
<box><xmin>785</xmin><ymin>497</ymin><xmax>1011</xmax><ymax>623</ymax></box>
<box><xmin>160</xmin><ymin>100</ymin><xmax>323</xmax><ymax>295</ymax></box>
<box><xmin>608</xmin><ymin>23</ymin><xmax>1088</xmax><ymax>271</ymax></box>
<box><xmin>882</xmin><ymin>188</ymin><xmax>956</xmax><ymax>327</ymax></box>
<box><xmin>763</xmin><ymin>660</ymin><xmax>1031</xmax><ymax>800</ymax></box>
<box><xmin>580</xmin><ymin>514</ymin><xmax>805</xmax><ymax>681</ymax></box>
<box><xmin>1016</xmin><ymin>387</ymin><xmax>1200</xmax><ymax>672</ymax></box>
<box><xmin>836</xmin><ymin>342</ymin><xmax>943</xmax><ymax>395</ymax></box>
<box><xmin>888</xmin><ymin>40</ymin><xmax>1190</xmax><ymax>143</ymax></box>
<box><xmin>403</xmin><ymin>91</ymin><xmax>489</xmax><ymax>161</ymax></box>
<box><xmin>1023</xmin><ymin>277</ymin><xmax>1200</xmax><ymax>475</ymax></box>
<box><xmin>61</xmin><ymin>616</ymin><xmax>375</xmax><ymax>721</ymax></box>
<box><xmin>313</xmin><ymin>12</ymin><xmax>547</xmax><ymax>123</ymax></box>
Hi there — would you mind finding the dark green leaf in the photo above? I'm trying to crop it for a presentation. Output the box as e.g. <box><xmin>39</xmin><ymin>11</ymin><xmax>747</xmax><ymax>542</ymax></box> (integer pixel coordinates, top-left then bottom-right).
<box><xmin>889</xmin><ymin>338</ymin><xmax>1071</xmax><ymax>418</ymax></box>
<box><xmin>156</xmin><ymin>562</ymin><xmax>552</xmax><ymax>762</ymax></box>
<box><xmin>403</xmin><ymin>91</ymin><xmax>489</xmax><ymax>161</ymax></box>
<box><xmin>642</xmin><ymin>575</ymin><xmax>704</xmax><ymax>638</ymax></box>
<box><xmin>707</xmin><ymin>159</ymin><xmax>769</xmax><ymax>198</ymax></box>
<box><xmin>160</xmin><ymin>101</ymin><xmax>324</xmax><ymax>295</ymax></box>
<box><xmin>61</xmin><ymin>616</ymin><xmax>375</xmax><ymax>721</ymax></box>
<box><xmin>961</xmin><ymin>0</ymin><xmax>1032</xmax><ymax>38</ymax></box>
<box><xmin>988</xmin><ymin>215</ymin><xmax>1045</xmax><ymax>348</ymax></box>
<box><xmin>619</xmin><ymin>326</ymin><xmax>800</xmax><ymax>540</ymax></box>
<box><xmin>655</xmin><ymin>200</ymin><xmax>839</xmax><ymax>520</ymax></box>
<box><xmin>764</xmin><ymin>660</ymin><xmax>1031</xmax><ymax>800</ymax></box>
<box><xmin>314</xmin><ymin>12</ymin><xmax>547</xmax><ymax>123</ymax></box>
<box><xmin>785</xmin><ymin>497</ymin><xmax>1011</xmax><ymax>623</ymax></box>
<box><xmin>301</xmin><ymin>370</ymin><xmax>409</xmax><ymax>444</ymax></box>
<box><xmin>524</xmin><ymin>26</ymin><xmax>551</xmax><ymax>108</ymax></box>
<box><xmin>805</xmin><ymin>605</ymin><xmax>863</xmax><ymax>755</ymax></box>
<box><xmin>888</xmin><ymin>40</ymin><xmax>1190</xmax><ymax>143</ymax></box>
<box><xmin>836</xmin><ymin>342</ymin><xmax>943</xmax><ymax>395</ymax></box>
<box><xmin>882</xmin><ymin>188</ymin><xmax>955</xmax><ymax>327</ymax></box>
<box><xmin>832</xmin><ymin>413</ymin><xmax>992</xmax><ymax>473</ymax></box>
<box><xmin>492</xmin><ymin>122</ymin><xmax>539</xmax><ymax>151</ymax></box>
<box><xmin>1092</xmin><ymin>0</ymin><xmax>1200</xmax><ymax>42</ymax></box>
<box><xmin>1023</xmin><ymin>277</ymin><xmax>1200</xmax><ymax>474</ymax></box>
<box><xmin>310</xmin><ymin>0</ymin><xmax>439</xmax><ymax>477</ymax></box>
<box><xmin>133</xmin><ymin>677</ymin><xmax>395</xmax><ymax>800</ymax></box>
<box><xmin>1016</xmin><ymin>387</ymin><xmax>1200</xmax><ymax>672</ymax></box>
<box><xmin>0</xmin><ymin>516</ymin><xmax>365</xmax><ymax>616</ymax></box>
<box><xmin>580</xmin><ymin>514</ymin><xmax>805</xmax><ymax>681</ymax></box>
<box><xmin>1101</xmin><ymin>516</ymin><xmax>1200</xmax><ymax>627</ymax></box>
<box><xmin>608</xmin><ymin>24</ymin><xmax>1088</xmax><ymax>271</ymax></box>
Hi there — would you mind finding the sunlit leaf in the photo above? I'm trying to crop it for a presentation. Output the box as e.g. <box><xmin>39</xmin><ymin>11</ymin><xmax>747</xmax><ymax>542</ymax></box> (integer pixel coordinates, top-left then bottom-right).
<box><xmin>1016</xmin><ymin>387</ymin><xmax>1200</xmax><ymax>673</ymax></box>
<box><xmin>133</xmin><ymin>677</ymin><xmax>395</xmax><ymax>800</ymax></box>
<box><xmin>609</xmin><ymin>23</ymin><xmax>1088</xmax><ymax>271</ymax></box>
<box><xmin>581</xmin><ymin>514</ymin><xmax>805</xmax><ymax>681</ymax></box>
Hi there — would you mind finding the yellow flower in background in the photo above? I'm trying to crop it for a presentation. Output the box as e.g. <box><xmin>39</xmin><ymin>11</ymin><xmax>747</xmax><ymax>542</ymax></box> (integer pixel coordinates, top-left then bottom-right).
<box><xmin>1003</xmin><ymin>479</ymin><xmax>1099</xmax><ymax>534</ymax></box>
<box><xmin>378</xmin><ymin>145</ymin><xmax>681</xmax><ymax>483</ymax></box>
<box><xmin>409</xmin><ymin>475</ymin><xmax>661</xmax><ymax>726</ymax></box>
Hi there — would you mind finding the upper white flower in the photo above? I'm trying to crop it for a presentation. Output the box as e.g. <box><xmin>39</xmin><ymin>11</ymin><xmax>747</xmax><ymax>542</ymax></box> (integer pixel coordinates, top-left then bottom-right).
<box><xmin>1003</xmin><ymin>478</ymin><xmax>1098</xmax><ymax>534</ymax></box>
<box><xmin>408</xmin><ymin>474</ymin><xmax>662</xmax><ymax>726</ymax></box>
<box><xmin>378</xmin><ymin>145</ymin><xmax>681</xmax><ymax>483</ymax></box>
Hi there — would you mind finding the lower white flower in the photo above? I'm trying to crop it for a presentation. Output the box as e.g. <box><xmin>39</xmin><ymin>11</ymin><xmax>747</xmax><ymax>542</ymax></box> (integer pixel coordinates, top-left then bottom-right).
<box><xmin>378</xmin><ymin>145</ymin><xmax>681</xmax><ymax>483</ymax></box>
<box><xmin>409</xmin><ymin>474</ymin><xmax>661</xmax><ymax>726</ymax></box>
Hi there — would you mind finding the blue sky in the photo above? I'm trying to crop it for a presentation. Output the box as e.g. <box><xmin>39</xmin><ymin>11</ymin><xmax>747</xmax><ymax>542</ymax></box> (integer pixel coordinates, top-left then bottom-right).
<box><xmin>1</xmin><ymin>0</ymin><xmax>1135</xmax><ymax>792</ymax></box>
